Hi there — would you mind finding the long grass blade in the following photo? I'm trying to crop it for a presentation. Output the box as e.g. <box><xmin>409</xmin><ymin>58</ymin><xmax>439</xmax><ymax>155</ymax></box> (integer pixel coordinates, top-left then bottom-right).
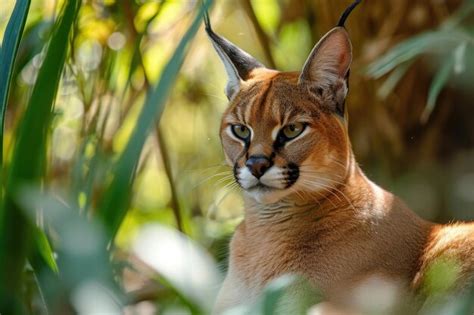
<box><xmin>0</xmin><ymin>0</ymin><xmax>80</xmax><ymax>312</ymax></box>
<box><xmin>99</xmin><ymin>0</ymin><xmax>213</xmax><ymax>241</ymax></box>
<box><xmin>376</xmin><ymin>60</ymin><xmax>414</xmax><ymax>100</ymax></box>
<box><xmin>0</xmin><ymin>0</ymin><xmax>31</xmax><ymax>165</ymax></box>
<box><xmin>365</xmin><ymin>30</ymin><xmax>471</xmax><ymax>79</ymax></box>
<box><xmin>19</xmin><ymin>188</ymin><xmax>123</xmax><ymax>313</ymax></box>
<box><xmin>421</xmin><ymin>55</ymin><xmax>454</xmax><ymax>123</ymax></box>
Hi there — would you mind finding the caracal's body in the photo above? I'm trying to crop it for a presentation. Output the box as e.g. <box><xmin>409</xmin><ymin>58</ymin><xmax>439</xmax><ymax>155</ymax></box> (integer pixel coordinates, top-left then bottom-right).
<box><xmin>205</xmin><ymin>2</ymin><xmax>474</xmax><ymax>313</ymax></box>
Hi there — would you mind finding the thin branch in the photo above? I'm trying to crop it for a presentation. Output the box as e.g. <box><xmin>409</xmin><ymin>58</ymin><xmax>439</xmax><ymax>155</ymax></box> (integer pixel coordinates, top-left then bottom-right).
<box><xmin>127</xmin><ymin>281</ymin><xmax>170</xmax><ymax>305</ymax></box>
<box><xmin>155</xmin><ymin>126</ymin><xmax>184</xmax><ymax>232</ymax></box>
<box><xmin>240</xmin><ymin>0</ymin><xmax>277</xmax><ymax>68</ymax></box>
<box><xmin>122</xmin><ymin>0</ymin><xmax>184</xmax><ymax>233</ymax></box>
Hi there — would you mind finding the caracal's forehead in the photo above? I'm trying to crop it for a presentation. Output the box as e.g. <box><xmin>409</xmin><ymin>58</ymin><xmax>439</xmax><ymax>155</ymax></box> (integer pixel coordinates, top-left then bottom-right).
<box><xmin>222</xmin><ymin>70</ymin><xmax>327</xmax><ymax>129</ymax></box>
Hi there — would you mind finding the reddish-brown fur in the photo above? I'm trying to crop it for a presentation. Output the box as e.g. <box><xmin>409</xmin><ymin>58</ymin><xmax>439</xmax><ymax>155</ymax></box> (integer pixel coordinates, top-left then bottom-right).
<box><xmin>211</xmin><ymin>28</ymin><xmax>474</xmax><ymax>314</ymax></box>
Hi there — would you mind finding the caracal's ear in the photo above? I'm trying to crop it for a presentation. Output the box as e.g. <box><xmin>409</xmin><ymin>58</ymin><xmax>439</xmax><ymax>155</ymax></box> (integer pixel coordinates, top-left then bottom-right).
<box><xmin>299</xmin><ymin>0</ymin><xmax>361</xmax><ymax>117</ymax></box>
<box><xmin>204</xmin><ymin>13</ymin><xmax>265</xmax><ymax>100</ymax></box>
<box><xmin>299</xmin><ymin>27</ymin><xmax>352</xmax><ymax>86</ymax></box>
<box><xmin>299</xmin><ymin>27</ymin><xmax>352</xmax><ymax>116</ymax></box>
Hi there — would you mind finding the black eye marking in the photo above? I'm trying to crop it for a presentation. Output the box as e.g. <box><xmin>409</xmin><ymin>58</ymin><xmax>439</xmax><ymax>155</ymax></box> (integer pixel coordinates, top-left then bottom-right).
<box><xmin>284</xmin><ymin>163</ymin><xmax>299</xmax><ymax>188</ymax></box>
<box><xmin>233</xmin><ymin>140</ymin><xmax>251</xmax><ymax>188</ymax></box>
<box><xmin>274</xmin><ymin>123</ymin><xmax>307</xmax><ymax>150</ymax></box>
<box><xmin>233</xmin><ymin>163</ymin><xmax>242</xmax><ymax>187</ymax></box>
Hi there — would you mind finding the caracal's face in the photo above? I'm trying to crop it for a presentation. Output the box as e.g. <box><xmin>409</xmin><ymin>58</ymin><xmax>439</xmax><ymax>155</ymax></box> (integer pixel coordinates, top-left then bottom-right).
<box><xmin>208</xmin><ymin>23</ymin><xmax>353</xmax><ymax>204</ymax></box>
<box><xmin>220</xmin><ymin>69</ymin><xmax>351</xmax><ymax>204</ymax></box>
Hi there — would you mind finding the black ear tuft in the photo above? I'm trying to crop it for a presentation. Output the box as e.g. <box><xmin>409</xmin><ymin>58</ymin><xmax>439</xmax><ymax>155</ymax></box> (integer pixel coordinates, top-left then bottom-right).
<box><xmin>337</xmin><ymin>0</ymin><xmax>362</xmax><ymax>28</ymax></box>
<box><xmin>204</xmin><ymin>11</ymin><xmax>265</xmax><ymax>99</ymax></box>
<box><xmin>204</xmin><ymin>12</ymin><xmax>264</xmax><ymax>81</ymax></box>
<box><xmin>207</xmin><ymin>32</ymin><xmax>264</xmax><ymax>80</ymax></box>
<box><xmin>204</xmin><ymin>10</ymin><xmax>211</xmax><ymax>32</ymax></box>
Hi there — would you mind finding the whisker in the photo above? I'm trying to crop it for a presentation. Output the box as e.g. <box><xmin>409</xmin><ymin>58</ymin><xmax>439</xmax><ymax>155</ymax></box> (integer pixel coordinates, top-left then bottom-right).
<box><xmin>292</xmin><ymin>187</ymin><xmax>322</xmax><ymax>210</ymax></box>
<box><xmin>213</xmin><ymin>176</ymin><xmax>236</xmax><ymax>188</ymax></box>
<box><xmin>299</xmin><ymin>175</ymin><xmax>357</xmax><ymax>212</ymax></box>
<box><xmin>207</xmin><ymin>184</ymin><xmax>241</xmax><ymax>219</ymax></box>
<box><xmin>222</xmin><ymin>180</ymin><xmax>241</xmax><ymax>192</ymax></box>
<box><xmin>298</xmin><ymin>167</ymin><xmax>346</xmax><ymax>181</ymax></box>
<box><xmin>191</xmin><ymin>171</ymin><xmax>233</xmax><ymax>190</ymax></box>
<box><xmin>300</xmin><ymin>179</ymin><xmax>344</xmax><ymax>203</ymax></box>
<box><xmin>205</xmin><ymin>93</ymin><xmax>228</xmax><ymax>101</ymax></box>
<box><xmin>298</xmin><ymin>181</ymin><xmax>339</xmax><ymax>209</ymax></box>
<box><xmin>183</xmin><ymin>162</ymin><xmax>228</xmax><ymax>177</ymax></box>
<box><xmin>290</xmin><ymin>186</ymin><xmax>306</xmax><ymax>202</ymax></box>
<box><xmin>326</xmin><ymin>156</ymin><xmax>348</xmax><ymax>169</ymax></box>
<box><xmin>300</xmin><ymin>173</ymin><xmax>347</xmax><ymax>187</ymax></box>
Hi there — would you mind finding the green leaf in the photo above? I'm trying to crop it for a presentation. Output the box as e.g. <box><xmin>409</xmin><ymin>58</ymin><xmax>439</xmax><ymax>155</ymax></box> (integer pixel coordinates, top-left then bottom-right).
<box><xmin>440</xmin><ymin>1</ymin><xmax>474</xmax><ymax>30</ymax></box>
<box><xmin>366</xmin><ymin>30</ymin><xmax>470</xmax><ymax>79</ymax></box>
<box><xmin>33</xmin><ymin>227</ymin><xmax>59</xmax><ymax>274</ymax></box>
<box><xmin>18</xmin><ymin>188</ymin><xmax>122</xmax><ymax>312</ymax></box>
<box><xmin>261</xmin><ymin>275</ymin><xmax>297</xmax><ymax>315</ymax></box>
<box><xmin>377</xmin><ymin>60</ymin><xmax>414</xmax><ymax>100</ymax></box>
<box><xmin>366</xmin><ymin>32</ymin><xmax>437</xmax><ymax>79</ymax></box>
<box><xmin>99</xmin><ymin>0</ymin><xmax>213</xmax><ymax>241</ymax></box>
<box><xmin>0</xmin><ymin>0</ymin><xmax>80</xmax><ymax>312</ymax></box>
<box><xmin>0</xmin><ymin>0</ymin><xmax>31</xmax><ymax>166</ymax></box>
<box><xmin>422</xmin><ymin>55</ymin><xmax>454</xmax><ymax>123</ymax></box>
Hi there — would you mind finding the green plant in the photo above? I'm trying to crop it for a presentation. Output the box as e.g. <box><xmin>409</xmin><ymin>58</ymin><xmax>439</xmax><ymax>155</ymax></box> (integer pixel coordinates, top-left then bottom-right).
<box><xmin>0</xmin><ymin>0</ymin><xmax>30</xmax><ymax>165</ymax></box>
<box><xmin>366</xmin><ymin>0</ymin><xmax>474</xmax><ymax>122</ymax></box>
<box><xmin>0</xmin><ymin>0</ymin><xmax>211</xmax><ymax>313</ymax></box>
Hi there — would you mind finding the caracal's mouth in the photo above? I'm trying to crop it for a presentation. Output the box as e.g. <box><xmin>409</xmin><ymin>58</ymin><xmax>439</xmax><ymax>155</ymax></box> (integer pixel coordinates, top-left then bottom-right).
<box><xmin>235</xmin><ymin>166</ymin><xmax>295</xmax><ymax>203</ymax></box>
<box><xmin>243</xmin><ymin>182</ymin><xmax>292</xmax><ymax>204</ymax></box>
<box><xmin>246</xmin><ymin>182</ymin><xmax>283</xmax><ymax>191</ymax></box>
<box><xmin>251</xmin><ymin>182</ymin><xmax>268</xmax><ymax>189</ymax></box>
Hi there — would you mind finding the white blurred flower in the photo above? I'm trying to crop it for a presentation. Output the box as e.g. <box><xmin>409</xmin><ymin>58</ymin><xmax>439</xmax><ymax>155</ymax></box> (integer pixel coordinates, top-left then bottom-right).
<box><xmin>107</xmin><ymin>32</ymin><xmax>127</xmax><ymax>51</ymax></box>
<box><xmin>52</xmin><ymin>125</ymin><xmax>77</xmax><ymax>161</ymax></box>
<box><xmin>133</xmin><ymin>224</ymin><xmax>221</xmax><ymax>313</ymax></box>
<box><xmin>77</xmin><ymin>39</ymin><xmax>103</xmax><ymax>72</ymax></box>
<box><xmin>72</xmin><ymin>280</ymin><xmax>121</xmax><ymax>315</ymax></box>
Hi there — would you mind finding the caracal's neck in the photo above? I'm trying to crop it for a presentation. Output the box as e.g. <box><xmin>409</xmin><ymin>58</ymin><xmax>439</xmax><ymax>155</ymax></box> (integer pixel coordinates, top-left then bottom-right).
<box><xmin>241</xmin><ymin>159</ymin><xmax>391</xmax><ymax>232</ymax></box>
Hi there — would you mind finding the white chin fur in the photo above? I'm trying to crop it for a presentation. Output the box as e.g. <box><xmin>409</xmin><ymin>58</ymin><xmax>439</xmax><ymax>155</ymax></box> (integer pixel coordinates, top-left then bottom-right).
<box><xmin>237</xmin><ymin>166</ymin><xmax>290</xmax><ymax>204</ymax></box>
<box><xmin>245</xmin><ymin>189</ymin><xmax>290</xmax><ymax>204</ymax></box>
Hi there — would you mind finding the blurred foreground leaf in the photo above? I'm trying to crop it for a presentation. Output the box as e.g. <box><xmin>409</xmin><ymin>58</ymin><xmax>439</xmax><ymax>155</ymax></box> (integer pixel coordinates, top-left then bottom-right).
<box><xmin>423</xmin><ymin>56</ymin><xmax>454</xmax><ymax>122</ymax></box>
<box><xmin>0</xmin><ymin>0</ymin><xmax>80</xmax><ymax>312</ymax></box>
<box><xmin>133</xmin><ymin>224</ymin><xmax>220</xmax><ymax>313</ymax></box>
<box><xmin>0</xmin><ymin>0</ymin><xmax>31</xmax><ymax>165</ymax></box>
<box><xmin>34</xmin><ymin>227</ymin><xmax>59</xmax><ymax>274</ymax></box>
<box><xmin>19</xmin><ymin>188</ymin><xmax>122</xmax><ymax>314</ymax></box>
<box><xmin>222</xmin><ymin>275</ymin><xmax>318</xmax><ymax>315</ymax></box>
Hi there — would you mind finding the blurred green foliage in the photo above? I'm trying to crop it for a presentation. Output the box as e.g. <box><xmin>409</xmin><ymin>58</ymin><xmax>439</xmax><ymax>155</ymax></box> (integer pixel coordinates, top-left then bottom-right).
<box><xmin>0</xmin><ymin>0</ymin><xmax>473</xmax><ymax>314</ymax></box>
<box><xmin>366</xmin><ymin>0</ymin><xmax>474</xmax><ymax>122</ymax></box>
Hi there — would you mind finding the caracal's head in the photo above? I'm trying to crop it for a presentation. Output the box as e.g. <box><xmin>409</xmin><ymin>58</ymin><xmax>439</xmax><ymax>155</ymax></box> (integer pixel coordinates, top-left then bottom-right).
<box><xmin>207</xmin><ymin>21</ymin><xmax>354</xmax><ymax>205</ymax></box>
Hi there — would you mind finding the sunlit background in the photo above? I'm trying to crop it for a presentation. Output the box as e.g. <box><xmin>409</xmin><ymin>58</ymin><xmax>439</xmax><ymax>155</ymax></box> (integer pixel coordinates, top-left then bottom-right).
<box><xmin>1</xmin><ymin>0</ymin><xmax>473</xmax><ymax>314</ymax></box>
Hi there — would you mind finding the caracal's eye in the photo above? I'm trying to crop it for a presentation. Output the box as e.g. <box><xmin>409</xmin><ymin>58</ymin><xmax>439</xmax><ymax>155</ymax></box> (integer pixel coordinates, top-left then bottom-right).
<box><xmin>282</xmin><ymin>122</ymin><xmax>305</xmax><ymax>140</ymax></box>
<box><xmin>231</xmin><ymin>124</ymin><xmax>251</xmax><ymax>140</ymax></box>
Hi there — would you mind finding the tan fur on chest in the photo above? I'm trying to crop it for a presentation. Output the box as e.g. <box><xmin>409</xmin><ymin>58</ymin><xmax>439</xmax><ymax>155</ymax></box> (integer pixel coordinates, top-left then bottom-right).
<box><xmin>228</xmin><ymin>175</ymin><xmax>430</xmax><ymax>296</ymax></box>
<box><xmin>218</xmin><ymin>177</ymin><xmax>473</xmax><ymax>312</ymax></box>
